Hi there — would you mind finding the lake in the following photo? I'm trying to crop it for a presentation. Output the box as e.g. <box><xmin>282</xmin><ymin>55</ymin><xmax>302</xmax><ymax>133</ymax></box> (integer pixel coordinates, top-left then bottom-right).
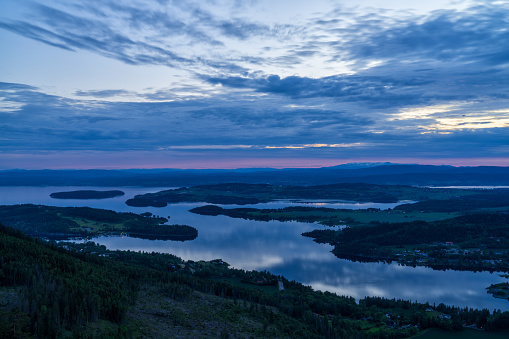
<box><xmin>0</xmin><ymin>186</ymin><xmax>508</xmax><ymax>311</ymax></box>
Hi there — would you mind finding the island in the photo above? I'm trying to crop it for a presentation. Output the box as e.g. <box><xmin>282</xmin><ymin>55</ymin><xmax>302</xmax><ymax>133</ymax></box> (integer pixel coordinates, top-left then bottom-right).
<box><xmin>50</xmin><ymin>189</ymin><xmax>125</xmax><ymax>199</ymax></box>
<box><xmin>125</xmin><ymin>182</ymin><xmax>481</xmax><ymax>207</ymax></box>
<box><xmin>125</xmin><ymin>197</ymin><xmax>168</xmax><ymax>207</ymax></box>
<box><xmin>0</xmin><ymin>204</ymin><xmax>197</xmax><ymax>241</ymax></box>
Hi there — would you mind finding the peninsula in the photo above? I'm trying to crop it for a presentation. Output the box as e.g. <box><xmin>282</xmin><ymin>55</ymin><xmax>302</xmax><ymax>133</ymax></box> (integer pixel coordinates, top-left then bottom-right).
<box><xmin>0</xmin><ymin>204</ymin><xmax>197</xmax><ymax>241</ymax></box>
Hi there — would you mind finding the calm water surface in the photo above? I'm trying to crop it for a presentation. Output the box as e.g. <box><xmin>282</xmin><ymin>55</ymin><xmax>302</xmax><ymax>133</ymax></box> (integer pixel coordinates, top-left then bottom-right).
<box><xmin>1</xmin><ymin>186</ymin><xmax>508</xmax><ymax>311</ymax></box>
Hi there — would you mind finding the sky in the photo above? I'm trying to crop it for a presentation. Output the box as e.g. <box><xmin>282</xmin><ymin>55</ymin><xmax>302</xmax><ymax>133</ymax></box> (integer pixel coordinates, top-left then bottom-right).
<box><xmin>0</xmin><ymin>0</ymin><xmax>508</xmax><ymax>169</ymax></box>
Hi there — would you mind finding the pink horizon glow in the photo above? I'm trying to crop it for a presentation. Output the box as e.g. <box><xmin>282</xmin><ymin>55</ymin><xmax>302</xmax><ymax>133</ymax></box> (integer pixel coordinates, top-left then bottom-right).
<box><xmin>0</xmin><ymin>153</ymin><xmax>507</xmax><ymax>170</ymax></box>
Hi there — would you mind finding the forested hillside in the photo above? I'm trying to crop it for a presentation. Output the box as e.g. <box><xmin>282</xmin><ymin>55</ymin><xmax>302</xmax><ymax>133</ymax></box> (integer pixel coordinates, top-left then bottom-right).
<box><xmin>1</xmin><ymin>223</ymin><xmax>509</xmax><ymax>338</ymax></box>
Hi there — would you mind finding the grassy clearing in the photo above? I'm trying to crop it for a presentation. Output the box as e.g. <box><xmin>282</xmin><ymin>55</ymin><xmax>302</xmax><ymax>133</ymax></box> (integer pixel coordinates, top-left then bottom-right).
<box><xmin>62</xmin><ymin>215</ymin><xmax>126</xmax><ymax>233</ymax></box>
<box><xmin>411</xmin><ymin>328</ymin><xmax>509</xmax><ymax>339</ymax></box>
<box><xmin>358</xmin><ymin>319</ymin><xmax>377</xmax><ymax>330</ymax></box>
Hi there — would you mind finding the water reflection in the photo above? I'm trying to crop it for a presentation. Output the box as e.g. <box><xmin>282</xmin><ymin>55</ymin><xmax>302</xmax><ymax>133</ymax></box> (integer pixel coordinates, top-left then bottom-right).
<box><xmin>0</xmin><ymin>186</ymin><xmax>507</xmax><ymax>311</ymax></box>
<box><xmin>272</xmin><ymin>258</ymin><xmax>508</xmax><ymax>310</ymax></box>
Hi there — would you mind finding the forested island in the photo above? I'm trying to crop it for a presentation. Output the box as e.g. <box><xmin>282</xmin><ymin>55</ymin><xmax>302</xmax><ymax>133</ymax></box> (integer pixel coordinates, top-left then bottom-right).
<box><xmin>125</xmin><ymin>182</ymin><xmax>479</xmax><ymax>207</ymax></box>
<box><xmin>1</xmin><ymin>223</ymin><xmax>509</xmax><ymax>338</ymax></box>
<box><xmin>50</xmin><ymin>189</ymin><xmax>125</xmax><ymax>200</ymax></box>
<box><xmin>0</xmin><ymin>204</ymin><xmax>197</xmax><ymax>241</ymax></box>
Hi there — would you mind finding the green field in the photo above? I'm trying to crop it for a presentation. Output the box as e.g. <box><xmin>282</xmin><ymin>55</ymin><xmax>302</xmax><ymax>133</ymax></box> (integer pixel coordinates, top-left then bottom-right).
<box><xmin>412</xmin><ymin>328</ymin><xmax>509</xmax><ymax>339</ymax></box>
<box><xmin>63</xmin><ymin>214</ymin><xmax>126</xmax><ymax>233</ymax></box>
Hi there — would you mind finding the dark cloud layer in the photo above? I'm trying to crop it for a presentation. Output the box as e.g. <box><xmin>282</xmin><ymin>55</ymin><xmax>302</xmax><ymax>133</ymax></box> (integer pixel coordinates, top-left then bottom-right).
<box><xmin>205</xmin><ymin>74</ymin><xmax>435</xmax><ymax>108</ymax></box>
<box><xmin>1</xmin><ymin>81</ymin><xmax>508</xmax><ymax>162</ymax></box>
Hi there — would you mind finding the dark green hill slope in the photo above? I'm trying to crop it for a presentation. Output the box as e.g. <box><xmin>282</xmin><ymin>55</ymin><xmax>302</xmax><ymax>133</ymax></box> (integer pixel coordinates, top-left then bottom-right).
<box><xmin>1</xmin><ymin>224</ymin><xmax>509</xmax><ymax>338</ymax></box>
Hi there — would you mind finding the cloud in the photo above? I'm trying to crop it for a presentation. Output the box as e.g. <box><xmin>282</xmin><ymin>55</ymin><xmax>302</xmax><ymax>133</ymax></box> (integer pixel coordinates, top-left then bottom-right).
<box><xmin>199</xmin><ymin>3</ymin><xmax>509</xmax><ymax>109</ymax></box>
<box><xmin>0</xmin><ymin>0</ymin><xmax>288</xmax><ymax>75</ymax></box>
<box><xmin>0</xmin><ymin>2</ymin><xmax>208</xmax><ymax>69</ymax></box>
<box><xmin>0</xmin><ymin>21</ymin><xmax>75</xmax><ymax>51</ymax></box>
<box><xmin>59</xmin><ymin>115</ymin><xmax>121</xmax><ymax>124</ymax></box>
<box><xmin>218</xmin><ymin>20</ymin><xmax>270</xmax><ymax>40</ymax></box>
<box><xmin>0</xmin><ymin>82</ymin><xmax>38</xmax><ymax>91</ymax></box>
<box><xmin>345</xmin><ymin>4</ymin><xmax>509</xmax><ymax>67</ymax></box>
<box><xmin>0</xmin><ymin>81</ymin><xmax>375</xmax><ymax>152</ymax></box>
<box><xmin>264</xmin><ymin>143</ymin><xmax>369</xmax><ymax>149</ymax></box>
<box><xmin>75</xmin><ymin>89</ymin><xmax>133</xmax><ymax>98</ymax></box>
<box><xmin>2</xmin><ymin>1</ymin><xmax>508</xmax><ymax>80</ymax></box>
<box><xmin>2</xmin><ymin>79</ymin><xmax>507</xmax><ymax>158</ymax></box>
<box><xmin>161</xmin><ymin>145</ymin><xmax>253</xmax><ymax>150</ymax></box>
<box><xmin>195</xmin><ymin>2</ymin><xmax>509</xmax><ymax>109</ymax></box>
<box><xmin>203</xmin><ymin>73</ymin><xmax>435</xmax><ymax>108</ymax></box>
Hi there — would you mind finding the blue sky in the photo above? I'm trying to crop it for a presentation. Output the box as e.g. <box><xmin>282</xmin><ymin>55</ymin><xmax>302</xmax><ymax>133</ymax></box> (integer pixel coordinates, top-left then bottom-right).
<box><xmin>1</xmin><ymin>0</ymin><xmax>508</xmax><ymax>169</ymax></box>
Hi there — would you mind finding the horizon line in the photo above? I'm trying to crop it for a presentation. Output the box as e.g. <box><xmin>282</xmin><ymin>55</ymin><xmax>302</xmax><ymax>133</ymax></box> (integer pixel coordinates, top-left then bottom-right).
<box><xmin>2</xmin><ymin>162</ymin><xmax>509</xmax><ymax>171</ymax></box>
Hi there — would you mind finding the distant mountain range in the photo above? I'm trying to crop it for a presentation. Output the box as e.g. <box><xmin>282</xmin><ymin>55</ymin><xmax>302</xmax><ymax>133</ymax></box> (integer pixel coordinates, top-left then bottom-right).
<box><xmin>0</xmin><ymin>163</ymin><xmax>508</xmax><ymax>187</ymax></box>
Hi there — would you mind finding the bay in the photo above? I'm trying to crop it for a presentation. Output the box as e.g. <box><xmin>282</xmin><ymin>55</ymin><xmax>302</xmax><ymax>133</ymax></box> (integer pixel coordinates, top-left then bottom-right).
<box><xmin>0</xmin><ymin>186</ymin><xmax>507</xmax><ymax>311</ymax></box>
